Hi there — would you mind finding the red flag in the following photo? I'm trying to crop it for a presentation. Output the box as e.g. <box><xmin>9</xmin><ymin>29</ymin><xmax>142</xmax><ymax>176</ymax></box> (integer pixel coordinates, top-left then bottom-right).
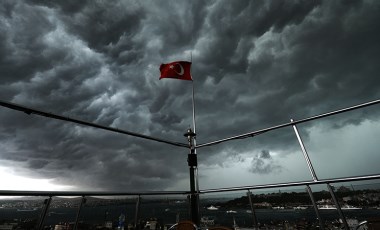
<box><xmin>159</xmin><ymin>61</ymin><xmax>192</xmax><ymax>81</ymax></box>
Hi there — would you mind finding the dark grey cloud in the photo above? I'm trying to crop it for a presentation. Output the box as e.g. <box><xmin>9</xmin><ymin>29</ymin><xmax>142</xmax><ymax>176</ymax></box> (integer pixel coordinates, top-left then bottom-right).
<box><xmin>249</xmin><ymin>150</ymin><xmax>282</xmax><ymax>174</ymax></box>
<box><xmin>194</xmin><ymin>0</ymin><xmax>380</xmax><ymax>143</ymax></box>
<box><xmin>0</xmin><ymin>0</ymin><xmax>379</xmax><ymax>191</ymax></box>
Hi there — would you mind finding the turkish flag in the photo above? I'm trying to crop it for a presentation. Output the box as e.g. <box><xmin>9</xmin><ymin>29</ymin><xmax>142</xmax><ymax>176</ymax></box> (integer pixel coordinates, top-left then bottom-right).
<box><xmin>159</xmin><ymin>61</ymin><xmax>192</xmax><ymax>81</ymax></box>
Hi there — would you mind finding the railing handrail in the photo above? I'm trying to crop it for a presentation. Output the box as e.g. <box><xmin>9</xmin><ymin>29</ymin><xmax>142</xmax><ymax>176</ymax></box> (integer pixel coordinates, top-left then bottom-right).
<box><xmin>2</xmin><ymin>99</ymin><xmax>380</xmax><ymax>150</ymax></box>
<box><xmin>0</xmin><ymin>100</ymin><xmax>188</xmax><ymax>148</ymax></box>
<box><xmin>199</xmin><ymin>173</ymin><xmax>380</xmax><ymax>194</ymax></box>
<box><xmin>1</xmin><ymin>173</ymin><xmax>379</xmax><ymax>197</ymax></box>
<box><xmin>0</xmin><ymin>190</ymin><xmax>190</xmax><ymax>197</ymax></box>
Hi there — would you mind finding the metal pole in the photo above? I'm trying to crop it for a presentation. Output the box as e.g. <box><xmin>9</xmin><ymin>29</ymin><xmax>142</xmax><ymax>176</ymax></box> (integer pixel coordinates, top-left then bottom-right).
<box><xmin>327</xmin><ymin>184</ymin><xmax>349</xmax><ymax>230</ymax></box>
<box><xmin>247</xmin><ymin>190</ymin><xmax>258</xmax><ymax>229</ymax></box>
<box><xmin>291</xmin><ymin>119</ymin><xmax>319</xmax><ymax>181</ymax></box>
<box><xmin>305</xmin><ymin>185</ymin><xmax>324</xmax><ymax>230</ymax></box>
<box><xmin>74</xmin><ymin>196</ymin><xmax>86</xmax><ymax>230</ymax></box>
<box><xmin>191</xmin><ymin>78</ymin><xmax>197</xmax><ymax>134</ymax></box>
<box><xmin>134</xmin><ymin>195</ymin><xmax>141</xmax><ymax>230</ymax></box>
<box><xmin>184</xmin><ymin>128</ymin><xmax>199</xmax><ymax>225</ymax></box>
<box><xmin>191</xmin><ymin>81</ymin><xmax>201</xmax><ymax>223</ymax></box>
<box><xmin>38</xmin><ymin>196</ymin><xmax>52</xmax><ymax>230</ymax></box>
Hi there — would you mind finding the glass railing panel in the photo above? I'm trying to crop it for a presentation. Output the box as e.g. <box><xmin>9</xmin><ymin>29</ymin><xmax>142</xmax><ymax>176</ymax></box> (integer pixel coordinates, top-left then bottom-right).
<box><xmin>326</xmin><ymin>181</ymin><xmax>380</xmax><ymax>229</ymax></box>
<box><xmin>308</xmin><ymin>184</ymin><xmax>343</xmax><ymax>229</ymax></box>
<box><xmin>138</xmin><ymin>195</ymin><xmax>190</xmax><ymax>229</ymax></box>
<box><xmin>158</xmin><ymin>195</ymin><xmax>190</xmax><ymax>225</ymax></box>
<box><xmin>296</xmin><ymin>105</ymin><xmax>380</xmax><ymax>179</ymax></box>
<box><xmin>77</xmin><ymin>195</ymin><xmax>137</xmax><ymax>229</ymax></box>
<box><xmin>198</xmin><ymin>127</ymin><xmax>314</xmax><ymax>190</ymax></box>
<box><xmin>200</xmin><ymin>187</ymin><xmax>322</xmax><ymax>229</ymax></box>
<box><xmin>41</xmin><ymin>196</ymin><xmax>82</xmax><ymax>229</ymax></box>
<box><xmin>199</xmin><ymin>191</ymin><xmax>248</xmax><ymax>228</ymax></box>
<box><xmin>249</xmin><ymin>187</ymin><xmax>318</xmax><ymax>229</ymax></box>
<box><xmin>0</xmin><ymin>196</ymin><xmax>45</xmax><ymax>229</ymax></box>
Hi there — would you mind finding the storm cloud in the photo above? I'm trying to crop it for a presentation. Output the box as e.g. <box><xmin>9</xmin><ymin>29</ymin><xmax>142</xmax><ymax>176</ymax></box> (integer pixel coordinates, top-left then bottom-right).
<box><xmin>0</xmin><ymin>0</ymin><xmax>379</xmax><ymax>192</ymax></box>
<box><xmin>249</xmin><ymin>150</ymin><xmax>282</xmax><ymax>174</ymax></box>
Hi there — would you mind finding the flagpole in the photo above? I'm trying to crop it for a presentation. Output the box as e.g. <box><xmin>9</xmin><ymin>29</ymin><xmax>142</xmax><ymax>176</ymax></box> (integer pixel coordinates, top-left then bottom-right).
<box><xmin>160</xmin><ymin>55</ymin><xmax>200</xmax><ymax>223</ymax></box>
<box><xmin>190</xmin><ymin>53</ymin><xmax>200</xmax><ymax>224</ymax></box>
<box><xmin>190</xmin><ymin>54</ymin><xmax>199</xmax><ymax>194</ymax></box>
<box><xmin>191</xmin><ymin>80</ymin><xmax>200</xmax><ymax>225</ymax></box>
<box><xmin>191</xmin><ymin>80</ymin><xmax>199</xmax><ymax>191</ymax></box>
<box><xmin>191</xmin><ymin>80</ymin><xmax>197</xmax><ymax>134</ymax></box>
<box><xmin>190</xmin><ymin>52</ymin><xmax>196</xmax><ymax>134</ymax></box>
<box><xmin>159</xmin><ymin>58</ymin><xmax>199</xmax><ymax>223</ymax></box>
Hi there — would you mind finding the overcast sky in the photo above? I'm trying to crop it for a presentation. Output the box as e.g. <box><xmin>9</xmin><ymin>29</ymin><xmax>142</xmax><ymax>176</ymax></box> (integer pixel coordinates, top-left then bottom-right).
<box><xmin>0</xmin><ymin>0</ymin><xmax>380</xmax><ymax>193</ymax></box>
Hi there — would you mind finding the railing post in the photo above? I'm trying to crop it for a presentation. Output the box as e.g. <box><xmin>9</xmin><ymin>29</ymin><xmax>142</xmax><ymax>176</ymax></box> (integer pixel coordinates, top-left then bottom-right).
<box><xmin>247</xmin><ymin>190</ymin><xmax>258</xmax><ymax>229</ymax></box>
<box><xmin>74</xmin><ymin>196</ymin><xmax>86</xmax><ymax>230</ymax></box>
<box><xmin>291</xmin><ymin>119</ymin><xmax>319</xmax><ymax>181</ymax></box>
<box><xmin>184</xmin><ymin>128</ymin><xmax>199</xmax><ymax>225</ymax></box>
<box><xmin>327</xmin><ymin>184</ymin><xmax>349</xmax><ymax>230</ymax></box>
<box><xmin>134</xmin><ymin>195</ymin><xmax>141</xmax><ymax>230</ymax></box>
<box><xmin>305</xmin><ymin>185</ymin><xmax>324</xmax><ymax>230</ymax></box>
<box><xmin>38</xmin><ymin>196</ymin><xmax>52</xmax><ymax>230</ymax></box>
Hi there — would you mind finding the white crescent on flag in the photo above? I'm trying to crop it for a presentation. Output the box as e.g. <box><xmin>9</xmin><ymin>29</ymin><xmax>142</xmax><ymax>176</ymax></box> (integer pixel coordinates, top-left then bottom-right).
<box><xmin>174</xmin><ymin>63</ymin><xmax>184</xmax><ymax>76</ymax></box>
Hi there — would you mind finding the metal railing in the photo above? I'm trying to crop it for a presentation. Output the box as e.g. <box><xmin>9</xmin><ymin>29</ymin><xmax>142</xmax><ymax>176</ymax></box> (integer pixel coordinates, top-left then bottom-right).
<box><xmin>1</xmin><ymin>175</ymin><xmax>380</xmax><ymax>229</ymax></box>
<box><xmin>1</xmin><ymin>98</ymin><xmax>380</xmax><ymax>230</ymax></box>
